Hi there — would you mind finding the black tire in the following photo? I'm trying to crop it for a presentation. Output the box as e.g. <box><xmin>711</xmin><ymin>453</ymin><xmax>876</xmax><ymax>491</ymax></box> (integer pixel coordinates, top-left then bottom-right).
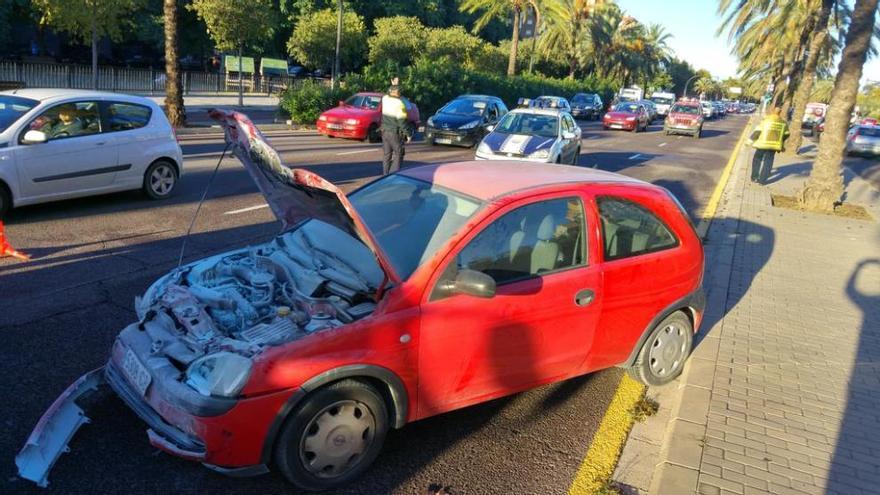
<box><xmin>693</xmin><ymin>128</ymin><xmax>702</xmax><ymax>139</ymax></box>
<box><xmin>366</xmin><ymin>125</ymin><xmax>381</xmax><ymax>143</ymax></box>
<box><xmin>0</xmin><ymin>183</ymin><xmax>11</xmax><ymax>219</ymax></box>
<box><xmin>275</xmin><ymin>379</ymin><xmax>389</xmax><ymax>491</ymax></box>
<box><xmin>664</xmin><ymin>129</ymin><xmax>670</xmax><ymax>136</ymax></box>
<box><xmin>627</xmin><ymin>311</ymin><xmax>693</xmax><ymax>386</ymax></box>
<box><xmin>142</xmin><ymin>160</ymin><xmax>178</xmax><ymax>200</ymax></box>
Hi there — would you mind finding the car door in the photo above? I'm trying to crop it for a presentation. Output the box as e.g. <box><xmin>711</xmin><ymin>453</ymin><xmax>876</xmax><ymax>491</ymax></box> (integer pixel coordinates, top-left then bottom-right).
<box><xmin>101</xmin><ymin>100</ymin><xmax>154</xmax><ymax>187</ymax></box>
<box><xmin>559</xmin><ymin>114</ymin><xmax>578</xmax><ymax>163</ymax></box>
<box><xmin>14</xmin><ymin>100</ymin><xmax>118</xmax><ymax>201</ymax></box>
<box><xmin>417</xmin><ymin>194</ymin><xmax>603</xmax><ymax>416</ymax></box>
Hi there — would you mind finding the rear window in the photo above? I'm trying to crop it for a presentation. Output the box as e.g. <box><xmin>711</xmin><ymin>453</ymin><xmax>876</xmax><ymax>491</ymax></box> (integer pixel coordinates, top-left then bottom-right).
<box><xmin>859</xmin><ymin>127</ymin><xmax>880</xmax><ymax>137</ymax></box>
<box><xmin>597</xmin><ymin>197</ymin><xmax>678</xmax><ymax>261</ymax></box>
<box><xmin>106</xmin><ymin>102</ymin><xmax>152</xmax><ymax>131</ymax></box>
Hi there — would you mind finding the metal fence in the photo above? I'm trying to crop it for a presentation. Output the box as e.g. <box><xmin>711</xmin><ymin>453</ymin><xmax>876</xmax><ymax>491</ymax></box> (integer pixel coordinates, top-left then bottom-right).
<box><xmin>0</xmin><ymin>61</ymin><xmax>300</xmax><ymax>95</ymax></box>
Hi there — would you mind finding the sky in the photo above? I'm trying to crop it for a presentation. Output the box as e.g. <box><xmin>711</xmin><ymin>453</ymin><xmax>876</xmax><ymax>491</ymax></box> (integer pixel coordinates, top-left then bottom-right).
<box><xmin>616</xmin><ymin>0</ymin><xmax>880</xmax><ymax>85</ymax></box>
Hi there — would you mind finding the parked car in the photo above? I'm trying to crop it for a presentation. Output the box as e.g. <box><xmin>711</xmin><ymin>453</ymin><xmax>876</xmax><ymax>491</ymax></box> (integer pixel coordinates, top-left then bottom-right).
<box><xmin>475</xmin><ymin>106</ymin><xmax>581</xmax><ymax>164</ymax></box>
<box><xmin>700</xmin><ymin>101</ymin><xmax>716</xmax><ymax>119</ymax></box>
<box><xmin>17</xmin><ymin>111</ymin><xmax>704</xmax><ymax>491</ymax></box>
<box><xmin>639</xmin><ymin>100</ymin><xmax>659</xmax><ymax>122</ymax></box>
<box><xmin>801</xmin><ymin>116</ymin><xmax>824</xmax><ymax>137</ymax></box>
<box><xmin>425</xmin><ymin>95</ymin><xmax>507</xmax><ymax>147</ymax></box>
<box><xmin>603</xmin><ymin>102</ymin><xmax>649</xmax><ymax>132</ymax></box>
<box><xmin>316</xmin><ymin>92</ymin><xmax>420</xmax><ymax>142</ymax></box>
<box><xmin>0</xmin><ymin>89</ymin><xmax>183</xmax><ymax>217</ymax></box>
<box><xmin>287</xmin><ymin>65</ymin><xmax>306</xmax><ymax>78</ymax></box>
<box><xmin>664</xmin><ymin>102</ymin><xmax>704</xmax><ymax>139</ymax></box>
<box><xmin>570</xmin><ymin>93</ymin><xmax>604</xmax><ymax>120</ymax></box>
<box><xmin>845</xmin><ymin>124</ymin><xmax>880</xmax><ymax>156</ymax></box>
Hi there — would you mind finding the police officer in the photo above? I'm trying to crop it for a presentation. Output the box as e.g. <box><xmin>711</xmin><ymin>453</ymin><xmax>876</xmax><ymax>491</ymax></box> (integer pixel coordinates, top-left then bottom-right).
<box><xmin>746</xmin><ymin>107</ymin><xmax>789</xmax><ymax>184</ymax></box>
<box><xmin>380</xmin><ymin>84</ymin><xmax>410</xmax><ymax>175</ymax></box>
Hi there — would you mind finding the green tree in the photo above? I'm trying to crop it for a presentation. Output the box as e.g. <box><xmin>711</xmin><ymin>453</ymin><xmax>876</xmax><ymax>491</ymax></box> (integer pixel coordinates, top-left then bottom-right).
<box><xmin>799</xmin><ymin>0</ymin><xmax>878</xmax><ymax>212</ymax></box>
<box><xmin>189</xmin><ymin>0</ymin><xmax>278</xmax><ymax>106</ymax></box>
<box><xmin>425</xmin><ymin>25</ymin><xmax>488</xmax><ymax>68</ymax></box>
<box><xmin>32</xmin><ymin>0</ymin><xmax>144</xmax><ymax>89</ymax></box>
<box><xmin>368</xmin><ymin>16</ymin><xmax>428</xmax><ymax>66</ymax></box>
<box><xmin>288</xmin><ymin>8</ymin><xmax>367</xmax><ymax>72</ymax></box>
<box><xmin>461</xmin><ymin>0</ymin><xmax>539</xmax><ymax>76</ymax></box>
<box><xmin>540</xmin><ymin>0</ymin><xmax>607</xmax><ymax>79</ymax></box>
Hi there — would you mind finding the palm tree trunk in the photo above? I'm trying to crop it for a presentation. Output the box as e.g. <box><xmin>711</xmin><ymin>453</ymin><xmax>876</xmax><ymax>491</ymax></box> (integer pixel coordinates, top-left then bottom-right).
<box><xmin>799</xmin><ymin>0</ymin><xmax>878</xmax><ymax>212</ymax></box>
<box><xmin>163</xmin><ymin>0</ymin><xmax>185</xmax><ymax>127</ymax></box>
<box><xmin>507</xmin><ymin>7</ymin><xmax>521</xmax><ymax>77</ymax></box>
<box><xmin>527</xmin><ymin>3</ymin><xmax>540</xmax><ymax>74</ymax></box>
<box><xmin>787</xmin><ymin>0</ymin><xmax>832</xmax><ymax>155</ymax></box>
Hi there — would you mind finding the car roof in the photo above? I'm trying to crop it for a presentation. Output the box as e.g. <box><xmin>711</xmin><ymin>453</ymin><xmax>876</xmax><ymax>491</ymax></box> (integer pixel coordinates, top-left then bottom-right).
<box><xmin>1</xmin><ymin>89</ymin><xmax>160</xmax><ymax>108</ymax></box>
<box><xmin>400</xmin><ymin>161</ymin><xmax>647</xmax><ymax>201</ymax></box>
<box><xmin>455</xmin><ymin>94</ymin><xmax>497</xmax><ymax>101</ymax></box>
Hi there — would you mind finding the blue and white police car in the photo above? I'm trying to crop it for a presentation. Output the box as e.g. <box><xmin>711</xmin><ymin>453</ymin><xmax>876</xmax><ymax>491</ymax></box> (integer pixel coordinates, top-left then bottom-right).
<box><xmin>474</xmin><ymin>100</ymin><xmax>582</xmax><ymax>165</ymax></box>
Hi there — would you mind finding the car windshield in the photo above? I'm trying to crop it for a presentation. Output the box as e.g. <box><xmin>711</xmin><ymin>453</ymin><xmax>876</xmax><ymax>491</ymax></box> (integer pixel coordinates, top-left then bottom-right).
<box><xmin>613</xmin><ymin>103</ymin><xmax>641</xmax><ymax>113</ymax></box>
<box><xmin>495</xmin><ymin>112</ymin><xmax>559</xmax><ymax>138</ymax></box>
<box><xmin>0</xmin><ymin>95</ymin><xmax>38</xmax><ymax>133</ymax></box>
<box><xmin>344</xmin><ymin>94</ymin><xmax>381</xmax><ymax>109</ymax></box>
<box><xmin>349</xmin><ymin>175</ymin><xmax>483</xmax><ymax>280</ymax></box>
<box><xmin>572</xmin><ymin>94</ymin><xmax>595</xmax><ymax>104</ymax></box>
<box><xmin>651</xmin><ymin>96</ymin><xmax>673</xmax><ymax>105</ymax></box>
<box><xmin>440</xmin><ymin>99</ymin><xmax>487</xmax><ymax>116</ymax></box>
<box><xmin>671</xmin><ymin>105</ymin><xmax>701</xmax><ymax>115</ymax></box>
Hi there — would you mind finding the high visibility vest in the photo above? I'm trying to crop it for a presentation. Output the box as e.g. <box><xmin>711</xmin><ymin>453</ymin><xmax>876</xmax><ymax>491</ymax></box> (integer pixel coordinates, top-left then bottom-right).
<box><xmin>380</xmin><ymin>95</ymin><xmax>407</xmax><ymax>133</ymax></box>
<box><xmin>750</xmin><ymin>118</ymin><xmax>788</xmax><ymax>151</ymax></box>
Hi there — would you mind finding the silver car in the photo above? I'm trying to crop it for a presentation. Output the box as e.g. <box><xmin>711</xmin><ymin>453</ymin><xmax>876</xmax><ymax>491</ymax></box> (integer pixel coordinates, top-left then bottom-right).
<box><xmin>846</xmin><ymin>125</ymin><xmax>880</xmax><ymax>156</ymax></box>
<box><xmin>0</xmin><ymin>89</ymin><xmax>184</xmax><ymax>216</ymax></box>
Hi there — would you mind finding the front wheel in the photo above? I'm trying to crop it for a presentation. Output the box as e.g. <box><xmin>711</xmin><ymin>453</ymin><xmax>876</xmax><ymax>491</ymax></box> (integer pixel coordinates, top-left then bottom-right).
<box><xmin>693</xmin><ymin>128</ymin><xmax>702</xmax><ymax>139</ymax></box>
<box><xmin>142</xmin><ymin>160</ymin><xmax>178</xmax><ymax>200</ymax></box>
<box><xmin>275</xmin><ymin>380</ymin><xmax>389</xmax><ymax>491</ymax></box>
<box><xmin>0</xmin><ymin>184</ymin><xmax>11</xmax><ymax>219</ymax></box>
<box><xmin>366</xmin><ymin>125</ymin><xmax>381</xmax><ymax>143</ymax></box>
<box><xmin>627</xmin><ymin>311</ymin><xmax>693</xmax><ymax>386</ymax></box>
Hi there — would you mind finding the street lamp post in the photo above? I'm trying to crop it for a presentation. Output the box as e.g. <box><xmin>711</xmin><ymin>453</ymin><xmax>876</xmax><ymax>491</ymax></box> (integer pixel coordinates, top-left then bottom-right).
<box><xmin>683</xmin><ymin>74</ymin><xmax>699</xmax><ymax>98</ymax></box>
<box><xmin>332</xmin><ymin>0</ymin><xmax>342</xmax><ymax>90</ymax></box>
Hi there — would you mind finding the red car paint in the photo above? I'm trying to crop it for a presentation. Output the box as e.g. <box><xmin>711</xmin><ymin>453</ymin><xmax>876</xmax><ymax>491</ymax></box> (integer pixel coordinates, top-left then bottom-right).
<box><xmin>603</xmin><ymin>102</ymin><xmax>649</xmax><ymax>131</ymax></box>
<box><xmin>316</xmin><ymin>92</ymin><xmax>420</xmax><ymax>140</ymax></box>
<box><xmin>110</xmin><ymin>161</ymin><xmax>704</xmax><ymax>470</ymax></box>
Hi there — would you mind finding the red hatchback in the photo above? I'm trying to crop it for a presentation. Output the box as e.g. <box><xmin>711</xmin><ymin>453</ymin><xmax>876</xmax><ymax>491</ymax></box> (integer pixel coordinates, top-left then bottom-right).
<box><xmin>18</xmin><ymin>112</ymin><xmax>704</xmax><ymax>492</ymax></box>
<box><xmin>316</xmin><ymin>92</ymin><xmax>420</xmax><ymax>142</ymax></box>
<box><xmin>603</xmin><ymin>102</ymin><xmax>650</xmax><ymax>132</ymax></box>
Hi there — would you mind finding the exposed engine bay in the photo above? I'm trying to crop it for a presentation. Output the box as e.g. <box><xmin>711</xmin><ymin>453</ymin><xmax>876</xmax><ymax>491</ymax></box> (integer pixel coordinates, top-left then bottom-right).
<box><xmin>135</xmin><ymin>219</ymin><xmax>383</xmax><ymax>369</ymax></box>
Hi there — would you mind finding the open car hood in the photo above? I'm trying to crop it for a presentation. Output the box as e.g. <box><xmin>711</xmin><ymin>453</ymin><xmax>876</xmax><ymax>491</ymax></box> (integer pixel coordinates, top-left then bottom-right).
<box><xmin>208</xmin><ymin>109</ymin><xmax>400</xmax><ymax>285</ymax></box>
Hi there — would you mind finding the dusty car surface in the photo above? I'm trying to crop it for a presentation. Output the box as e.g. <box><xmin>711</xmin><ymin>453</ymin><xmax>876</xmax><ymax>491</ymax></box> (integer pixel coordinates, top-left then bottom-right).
<box><xmin>17</xmin><ymin>111</ymin><xmax>704</xmax><ymax>491</ymax></box>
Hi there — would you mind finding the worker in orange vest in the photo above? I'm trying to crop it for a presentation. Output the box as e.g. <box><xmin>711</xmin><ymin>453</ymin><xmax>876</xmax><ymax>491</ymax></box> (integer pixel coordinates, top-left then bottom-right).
<box><xmin>0</xmin><ymin>220</ymin><xmax>30</xmax><ymax>261</ymax></box>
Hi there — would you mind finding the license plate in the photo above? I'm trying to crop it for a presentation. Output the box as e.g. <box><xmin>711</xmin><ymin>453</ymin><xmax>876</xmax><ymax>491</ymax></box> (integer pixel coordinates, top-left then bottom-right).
<box><xmin>674</xmin><ymin>125</ymin><xmax>690</xmax><ymax>129</ymax></box>
<box><xmin>610</xmin><ymin>124</ymin><xmax>622</xmax><ymax>129</ymax></box>
<box><xmin>326</xmin><ymin>123</ymin><xmax>343</xmax><ymax>130</ymax></box>
<box><xmin>122</xmin><ymin>348</ymin><xmax>151</xmax><ymax>396</ymax></box>
<box><xmin>435</xmin><ymin>138</ymin><xmax>452</xmax><ymax>144</ymax></box>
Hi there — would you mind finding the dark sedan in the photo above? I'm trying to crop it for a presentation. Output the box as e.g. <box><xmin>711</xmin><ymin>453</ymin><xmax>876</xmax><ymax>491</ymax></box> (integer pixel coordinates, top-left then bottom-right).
<box><xmin>571</xmin><ymin>93</ymin><xmax>604</xmax><ymax>120</ymax></box>
<box><xmin>425</xmin><ymin>95</ymin><xmax>508</xmax><ymax>147</ymax></box>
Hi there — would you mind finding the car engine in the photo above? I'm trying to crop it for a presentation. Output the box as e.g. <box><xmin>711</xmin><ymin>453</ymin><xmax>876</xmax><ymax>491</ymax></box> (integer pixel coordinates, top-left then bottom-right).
<box><xmin>135</xmin><ymin>220</ymin><xmax>382</xmax><ymax>366</ymax></box>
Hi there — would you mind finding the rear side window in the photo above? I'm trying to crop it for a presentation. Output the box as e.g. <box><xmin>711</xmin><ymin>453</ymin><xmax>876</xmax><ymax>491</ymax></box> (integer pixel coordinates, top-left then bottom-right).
<box><xmin>859</xmin><ymin>126</ymin><xmax>880</xmax><ymax>137</ymax></box>
<box><xmin>105</xmin><ymin>102</ymin><xmax>152</xmax><ymax>131</ymax></box>
<box><xmin>597</xmin><ymin>197</ymin><xmax>678</xmax><ymax>261</ymax></box>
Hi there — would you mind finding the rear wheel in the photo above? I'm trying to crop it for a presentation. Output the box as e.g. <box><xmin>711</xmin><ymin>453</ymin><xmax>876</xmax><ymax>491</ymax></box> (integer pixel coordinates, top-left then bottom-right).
<box><xmin>628</xmin><ymin>311</ymin><xmax>693</xmax><ymax>386</ymax></box>
<box><xmin>0</xmin><ymin>183</ymin><xmax>11</xmax><ymax>219</ymax></box>
<box><xmin>275</xmin><ymin>380</ymin><xmax>389</xmax><ymax>491</ymax></box>
<box><xmin>142</xmin><ymin>160</ymin><xmax>178</xmax><ymax>200</ymax></box>
<box><xmin>694</xmin><ymin>128</ymin><xmax>702</xmax><ymax>139</ymax></box>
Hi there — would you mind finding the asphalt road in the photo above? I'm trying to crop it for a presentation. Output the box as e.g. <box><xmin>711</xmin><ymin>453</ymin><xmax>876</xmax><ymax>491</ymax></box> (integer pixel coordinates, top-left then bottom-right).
<box><xmin>0</xmin><ymin>114</ymin><xmax>748</xmax><ymax>495</ymax></box>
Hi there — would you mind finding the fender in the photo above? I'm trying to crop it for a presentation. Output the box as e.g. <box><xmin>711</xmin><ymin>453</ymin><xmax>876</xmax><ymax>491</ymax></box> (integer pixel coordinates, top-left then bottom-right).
<box><xmin>259</xmin><ymin>364</ymin><xmax>409</xmax><ymax>464</ymax></box>
<box><xmin>617</xmin><ymin>287</ymin><xmax>706</xmax><ymax>368</ymax></box>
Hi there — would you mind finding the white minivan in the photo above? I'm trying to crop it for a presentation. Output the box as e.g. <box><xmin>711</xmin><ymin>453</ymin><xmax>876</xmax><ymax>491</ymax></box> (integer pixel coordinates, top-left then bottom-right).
<box><xmin>0</xmin><ymin>89</ymin><xmax>184</xmax><ymax>216</ymax></box>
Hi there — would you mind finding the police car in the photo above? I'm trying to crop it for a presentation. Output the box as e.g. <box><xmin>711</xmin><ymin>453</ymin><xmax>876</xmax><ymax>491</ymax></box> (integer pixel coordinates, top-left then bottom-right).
<box><xmin>475</xmin><ymin>99</ymin><xmax>581</xmax><ymax>164</ymax></box>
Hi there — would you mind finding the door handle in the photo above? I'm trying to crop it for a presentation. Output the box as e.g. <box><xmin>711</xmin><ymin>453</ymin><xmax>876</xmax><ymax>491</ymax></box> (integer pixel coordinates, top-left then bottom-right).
<box><xmin>575</xmin><ymin>289</ymin><xmax>595</xmax><ymax>307</ymax></box>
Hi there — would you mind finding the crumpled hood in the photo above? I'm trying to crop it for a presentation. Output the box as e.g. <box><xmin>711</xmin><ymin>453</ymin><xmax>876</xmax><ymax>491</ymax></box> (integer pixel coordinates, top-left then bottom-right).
<box><xmin>208</xmin><ymin>109</ymin><xmax>399</xmax><ymax>284</ymax></box>
<box><xmin>482</xmin><ymin>131</ymin><xmax>556</xmax><ymax>155</ymax></box>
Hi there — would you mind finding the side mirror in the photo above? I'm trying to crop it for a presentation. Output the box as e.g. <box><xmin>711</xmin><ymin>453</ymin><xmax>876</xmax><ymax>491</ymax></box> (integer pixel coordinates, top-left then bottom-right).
<box><xmin>485</xmin><ymin>124</ymin><xmax>495</xmax><ymax>132</ymax></box>
<box><xmin>562</xmin><ymin>131</ymin><xmax>577</xmax><ymax>140</ymax></box>
<box><xmin>22</xmin><ymin>130</ymin><xmax>48</xmax><ymax>145</ymax></box>
<box><xmin>438</xmin><ymin>269</ymin><xmax>496</xmax><ymax>299</ymax></box>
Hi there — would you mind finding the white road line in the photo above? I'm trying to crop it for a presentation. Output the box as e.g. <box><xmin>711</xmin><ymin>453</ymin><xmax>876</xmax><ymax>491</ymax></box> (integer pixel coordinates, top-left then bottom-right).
<box><xmin>224</xmin><ymin>204</ymin><xmax>269</xmax><ymax>215</ymax></box>
<box><xmin>589</xmin><ymin>135</ymin><xmax>601</xmax><ymax>140</ymax></box>
<box><xmin>628</xmin><ymin>153</ymin><xmax>643</xmax><ymax>160</ymax></box>
<box><xmin>658</xmin><ymin>142</ymin><xmax>667</xmax><ymax>147</ymax></box>
<box><xmin>336</xmin><ymin>148</ymin><xmax>378</xmax><ymax>156</ymax></box>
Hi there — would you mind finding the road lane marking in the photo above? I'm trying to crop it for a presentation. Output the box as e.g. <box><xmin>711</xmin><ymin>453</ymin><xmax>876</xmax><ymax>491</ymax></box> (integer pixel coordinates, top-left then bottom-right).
<box><xmin>589</xmin><ymin>135</ymin><xmax>601</xmax><ymax>140</ymax></box>
<box><xmin>337</xmin><ymin>148</ymin><xmax>378</xmax><ymax>156</ymax></box>
<box><xmin>658</xmin><ymin>142</ymin><xmax>667</xmax><ymax>147</ymax></box>
<box><xmin>224</xmin><ymin>204</ymin><xmax>269</xmax><ymax>215</ymax></box>
<box><xmin>628</xmin><ymin>153</ymin><xmax>643</xmax><ymax>160</ymax></box>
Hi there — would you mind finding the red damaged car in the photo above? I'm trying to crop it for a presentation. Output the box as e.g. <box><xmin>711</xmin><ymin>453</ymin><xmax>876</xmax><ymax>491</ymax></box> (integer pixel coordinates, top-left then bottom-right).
<box><xmin>316</xmin><ymin>92</ymin><xmax>420</xmax><ymax>142</ymax></box>
<box><xmin>17</xmin><ymin>111</ymin><xmax>704</xmax><ymax>491</ymax></box>
<box><xmin>603</xmin><ymin>102</ymin><xmax>650</xmax><ymax>132</ymax></box>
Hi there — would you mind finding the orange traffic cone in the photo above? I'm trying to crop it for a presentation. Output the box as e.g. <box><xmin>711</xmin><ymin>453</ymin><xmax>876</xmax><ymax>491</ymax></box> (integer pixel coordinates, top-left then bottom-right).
<box><xmin>0</xmin><ymin>220</ymin><xmax>30</xmax><ymax>261</ymax></box>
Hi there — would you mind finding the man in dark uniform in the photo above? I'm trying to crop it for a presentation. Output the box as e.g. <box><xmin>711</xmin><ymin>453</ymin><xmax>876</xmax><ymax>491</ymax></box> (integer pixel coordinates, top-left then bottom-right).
<box><xmin>380</xmin><ymin>85</ymin><xmax>410</xmax><ymax>175</ymax></box>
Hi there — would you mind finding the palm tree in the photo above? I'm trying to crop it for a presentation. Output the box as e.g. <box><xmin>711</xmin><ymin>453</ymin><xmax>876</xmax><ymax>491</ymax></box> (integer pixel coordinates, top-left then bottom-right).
<box><xmin>163</xmin><ymin>0</ymin><xmax>185</xmax><ymax>127</ymax></box>
<box><xmin>694</xmin><ymin>77</ymin><xmax>723</xmax><ymax>99</ymax></box>
<box><xmin>585</xmin><ymin>4</ymin><xmax>642</xmax><ymax>85</ymax></box>
<box><xmin>799</xmin><ymin>0</ymin><xmax>879</xmax><ymax>212</ymax></box>
<box><xmin>461</xmin><ymin>0</ymin><xmax>540</xmax><ymax>76</ymax></box>
<box><xmin>540</xmin><ymin>0</ymin><xmax>606</xmax><ymax>79</ymax></box>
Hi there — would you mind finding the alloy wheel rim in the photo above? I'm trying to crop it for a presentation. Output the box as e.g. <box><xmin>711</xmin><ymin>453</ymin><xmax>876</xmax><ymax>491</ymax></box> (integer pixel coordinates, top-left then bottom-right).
<box><xmin>299</xmin><ymin>400</ymin><xmax>376</xmax><ymax>479</ymax></box>
<box><xmin>150</xmin><ymin>165</ymin><xmax>175</xmax><ymax>195</ymax></box>
<box><xmin>648</xmin><ymin>324</ymin><xmax>687</xmax><ymax>377</ymax></box>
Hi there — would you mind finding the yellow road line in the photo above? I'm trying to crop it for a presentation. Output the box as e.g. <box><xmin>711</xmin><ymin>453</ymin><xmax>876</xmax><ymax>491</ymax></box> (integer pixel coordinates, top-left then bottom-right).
<box><xmin>568</xmin><ymin>375</ymin><xmax>644</xmax><ymax>494</ymax></box>
<box><xmin>567</xmin><ymin>120</ymin><xmax>753</xmax><ymax>494</ymax></box>
<box><xmin>696</xmin><ymin>120</ymin><xmax>753</xmax><ymax>238</ymax></box>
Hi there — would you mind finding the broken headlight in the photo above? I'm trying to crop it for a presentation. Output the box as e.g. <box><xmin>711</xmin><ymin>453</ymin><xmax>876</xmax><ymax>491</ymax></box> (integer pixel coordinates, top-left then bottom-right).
<box><xmin>185</xmin><ymin>352</ymin><xmax>252</xmax><ymax>398</ymax></box>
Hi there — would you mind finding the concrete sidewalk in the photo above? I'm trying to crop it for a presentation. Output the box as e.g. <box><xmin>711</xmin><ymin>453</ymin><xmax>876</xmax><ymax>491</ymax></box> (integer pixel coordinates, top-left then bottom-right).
<box><xmin>613</xmin><ymin>141</ymin><xmax>880</xmax><ymax>494</ymax></box>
